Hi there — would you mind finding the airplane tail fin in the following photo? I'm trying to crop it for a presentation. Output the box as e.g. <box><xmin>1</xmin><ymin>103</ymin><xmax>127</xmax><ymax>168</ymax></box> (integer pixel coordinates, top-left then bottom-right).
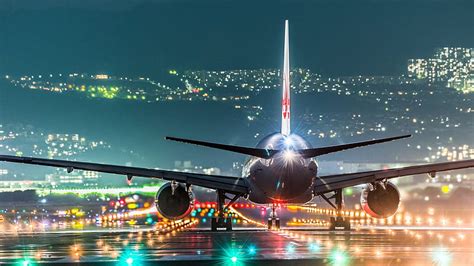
<box><xmin>281</xmin><ymin>19</ymin><xmax>291</xmax><ymax>136</ymax></box>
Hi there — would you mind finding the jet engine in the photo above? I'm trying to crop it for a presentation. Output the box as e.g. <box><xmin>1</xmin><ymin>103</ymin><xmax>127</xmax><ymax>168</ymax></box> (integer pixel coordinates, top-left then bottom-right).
<box><xmin>361</xmin><ymin>182</ymin><xmax>400</xmax><ymax>218</ymax></box>
<box><xmin>155</xmin><ymin>182</ymin><xmax>194</xmax><ymax>220</ymax></box>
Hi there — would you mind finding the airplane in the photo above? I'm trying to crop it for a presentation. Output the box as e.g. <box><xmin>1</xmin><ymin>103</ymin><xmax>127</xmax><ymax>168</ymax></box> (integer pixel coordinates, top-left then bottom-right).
<box><xmin>1</xmin><ymin>20</ymin><xmax>473</xmax><ymax>231</ymax></box>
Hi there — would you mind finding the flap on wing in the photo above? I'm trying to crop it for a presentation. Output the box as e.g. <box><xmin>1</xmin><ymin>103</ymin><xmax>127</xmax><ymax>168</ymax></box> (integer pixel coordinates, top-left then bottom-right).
<box><xmin>314</xmin><ymin>159</ymin><xmax>474</xmax><ymax>194</ymax></box>
<box><xmin>0</xmin><ymin>155</ymin><xmax>249</xmax><ymax>194</ymax></box>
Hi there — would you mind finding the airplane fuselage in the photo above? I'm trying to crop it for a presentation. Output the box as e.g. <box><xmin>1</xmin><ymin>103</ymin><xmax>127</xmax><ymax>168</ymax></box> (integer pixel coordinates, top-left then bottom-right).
<box><xmin>242</xmin><ymin>133</ymin><xmax>317</xmax><ymax>204</ymax></box>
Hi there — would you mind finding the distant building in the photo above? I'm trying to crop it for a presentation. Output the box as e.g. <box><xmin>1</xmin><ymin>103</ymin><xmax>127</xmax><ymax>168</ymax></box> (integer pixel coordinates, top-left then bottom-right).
<box><xmin>408</xmin><ymin>47</ymin><xmax>474</xmax><ymax>92</ymax></box>
<box><xmin>95</xmin><ymin>74</ymin><xmax>109</xmax><ymax>80</ymax></box>
<box><xmin>46</xmin><ymin>169</ymin><xmax>99</xmax><ymax>188</ymax></box>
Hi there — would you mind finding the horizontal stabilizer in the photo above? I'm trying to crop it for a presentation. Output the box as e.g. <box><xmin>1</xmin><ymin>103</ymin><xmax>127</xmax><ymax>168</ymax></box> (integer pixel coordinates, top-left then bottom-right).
<box><xmin>297</xmin><ymin>134</ymin><xmax>411</xmax><ymax>158</ymax></box>
<box><xmin>165</xmin><ymin>136</ymin><xmax>278</xmax><ymax>159</ymax></box>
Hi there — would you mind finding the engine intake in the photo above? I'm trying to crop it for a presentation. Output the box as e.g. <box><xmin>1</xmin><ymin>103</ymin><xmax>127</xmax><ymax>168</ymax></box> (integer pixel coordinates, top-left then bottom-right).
<box><xmin>155</xmin><ymin>182</ymin><xmax>194</xmax><ymax>220</ymax></box>
<box><xmin>361</xmin><ymin>182</ymin><xmax>400</xmax><ymax>218</ymax></box>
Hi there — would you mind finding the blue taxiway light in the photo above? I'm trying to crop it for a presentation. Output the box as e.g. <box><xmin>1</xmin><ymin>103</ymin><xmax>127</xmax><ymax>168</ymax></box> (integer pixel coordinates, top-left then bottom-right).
<box><xmin>286</xmin><ymin>243</ymin><xmax>296</xmax><ymax>254</ymax></box>
<box><xmin>308</xmin><ymin>243</ymin><xmax>321</xmax><ymax>253</ymax></box>
<box><xmin>248</xmin><ymin>245</ymin><xmax>257</xmax><ymax>255</ymax></box>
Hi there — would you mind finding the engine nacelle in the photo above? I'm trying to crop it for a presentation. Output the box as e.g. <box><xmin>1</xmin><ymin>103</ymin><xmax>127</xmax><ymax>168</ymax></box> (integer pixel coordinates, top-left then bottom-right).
<box><xmin>155</xmin><ymin>182</ymin><xmax>194</xmax><ymax>220</ymax></box>
<box><xmin>361</xmin><ymin>182</ymin><xmax>400</xmax><ymax>218</ymax></box>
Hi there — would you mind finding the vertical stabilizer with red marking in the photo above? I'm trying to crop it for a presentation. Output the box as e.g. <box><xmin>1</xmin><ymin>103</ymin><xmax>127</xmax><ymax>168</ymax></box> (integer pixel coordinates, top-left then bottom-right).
<box><xmin>281</xmin><ymin>20</ymin><xmax>291</xmax><ymax>136</ymax></box>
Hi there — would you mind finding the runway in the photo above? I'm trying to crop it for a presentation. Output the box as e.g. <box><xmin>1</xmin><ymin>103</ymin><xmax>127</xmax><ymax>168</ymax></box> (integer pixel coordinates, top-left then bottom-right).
<box><xmin>0</xmin><ymin>225</ymin><xmax>472</xmax><ymax>265</ymax></box>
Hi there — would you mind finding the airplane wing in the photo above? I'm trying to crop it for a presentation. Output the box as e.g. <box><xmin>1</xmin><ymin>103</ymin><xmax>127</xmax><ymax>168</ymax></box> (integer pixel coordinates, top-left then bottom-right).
<box><xmin>0</xmin><ymin>155</ymin><xmax>249</xmax><ymax>195</ymax></box>
<box><xmin>314</xmin><ymin>159</ymin><xmax>474</xmax><ymax>194</ymax></box>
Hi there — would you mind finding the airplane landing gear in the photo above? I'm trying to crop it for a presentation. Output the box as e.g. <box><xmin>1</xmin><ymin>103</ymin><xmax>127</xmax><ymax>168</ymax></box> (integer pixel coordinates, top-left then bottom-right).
<box><xmin>211</xmin><ymin>217</ymin><xmax>232</xmax><ymax>231</ymax></box>
<box><xmin>267</xmin><ymin>204</ymin><xmax>280</xmax><ymax>230</ymax></box>
<box><xmin>329</xmin><ymin>216</ymin><xmax>351</xmax><ymax>230</ymax></box>
<box><xmin>210</xmin><ymin>190</ymin><xmax>241</xmax><ymax>231</ymax></box>
<box><xmin>320</xmin><ymin>189</ymin><xmax>351</xmax><ymax>231</ymax></box>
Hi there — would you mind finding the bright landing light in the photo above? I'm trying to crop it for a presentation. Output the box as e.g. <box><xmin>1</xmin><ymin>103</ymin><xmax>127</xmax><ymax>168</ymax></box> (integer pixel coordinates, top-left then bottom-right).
<box><xmin>283</xmin><ymin>150</ymin><xmax>295</xmax><ymax>161</ymax></box>
<box><xmin>284</xmin><ymin>136</ymin><xmax>293</xmax><ymax>147</ymax></box>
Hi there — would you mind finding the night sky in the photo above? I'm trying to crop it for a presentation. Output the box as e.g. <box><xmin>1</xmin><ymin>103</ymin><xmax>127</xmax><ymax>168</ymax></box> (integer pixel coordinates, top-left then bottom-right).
<box><xmin>1</xmin><ymin>0</ymin><xmax>473</xmax><ymax>76</ymax></box>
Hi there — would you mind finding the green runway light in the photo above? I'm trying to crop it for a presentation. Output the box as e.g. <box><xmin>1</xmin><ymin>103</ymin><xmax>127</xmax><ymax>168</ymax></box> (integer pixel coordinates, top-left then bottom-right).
<box><xmin>16</xmin><ymin>256</ymin><xmax>35</xmax><ymax>266</ymax></box>
<box><xmin>119</xmin><ymin>249</ymin><xmax>142</xmax><ymax>266</ymax></box>
<box><xmin>329</xmin><ymin>249</ymin><xmax>350</xmax><ymax>266</ymax></box>
<box><xmin>344</xmin><ymin>187</ymin><xmax>353</xmax><ymax>196</ymax></box>
<box><xmin>221</xmin><ymin>246</ymin><xmax>244</xmax><ymax>266</ymax></box>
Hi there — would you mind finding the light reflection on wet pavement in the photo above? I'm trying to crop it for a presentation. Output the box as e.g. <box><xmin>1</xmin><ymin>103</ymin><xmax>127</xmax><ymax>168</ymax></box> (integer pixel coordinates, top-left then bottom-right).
<box><xmin>0</xmin><ymin>225</ymin><xmax>473</xmax><ymax>265</ymax></box>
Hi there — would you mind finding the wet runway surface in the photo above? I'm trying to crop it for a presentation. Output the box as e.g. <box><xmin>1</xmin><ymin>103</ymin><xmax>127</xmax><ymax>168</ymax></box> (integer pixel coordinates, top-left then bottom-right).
<box><xmin>0</xmin><ymin>225</ymin><xmax>472</xmax><ymax>265</ymax></box>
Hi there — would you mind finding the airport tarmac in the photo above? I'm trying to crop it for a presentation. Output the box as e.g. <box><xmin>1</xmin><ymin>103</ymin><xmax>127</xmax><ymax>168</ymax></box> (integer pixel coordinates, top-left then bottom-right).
<box><xmin>0</xmin><ymin>225</ymin><xmax>472</xmax><ymax>265</ymax></box>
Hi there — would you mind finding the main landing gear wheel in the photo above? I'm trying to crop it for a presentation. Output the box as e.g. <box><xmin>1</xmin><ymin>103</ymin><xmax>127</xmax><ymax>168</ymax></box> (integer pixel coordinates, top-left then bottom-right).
<box><xmin>211</xmin><ymin>217</ymin><xmax>232</xmax><ymax>231</ymax></box>
<box><xmin>329</xmin><ymin>217</ymin><xmax>351</xmax><ymax>231</ymax></box>
<box><xmin>267</xmin><ymin>217</ymin><xmax>280</xmax><ymax>230</ymax></box>
<box><xmin>267</xmin><ymin>204</ymin><xmax>280</xmax><ymax>230</ymax></box>
<box><xmin>320</xmin><ymin>189</ymin><xmax>352</xmax><ymax>231</ymax></box>
<box><xmin>211</xmin><ymin>190</ymin><xmax>240</xmax><ymax>231</ymax></box>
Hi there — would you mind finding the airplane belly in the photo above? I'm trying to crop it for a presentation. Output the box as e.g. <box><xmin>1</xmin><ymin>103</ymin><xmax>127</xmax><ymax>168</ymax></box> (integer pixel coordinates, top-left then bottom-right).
<box><xmin>246</xmin><ymin>158</ymin><xmax>316</xmax><ymax>203</ymax></box>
